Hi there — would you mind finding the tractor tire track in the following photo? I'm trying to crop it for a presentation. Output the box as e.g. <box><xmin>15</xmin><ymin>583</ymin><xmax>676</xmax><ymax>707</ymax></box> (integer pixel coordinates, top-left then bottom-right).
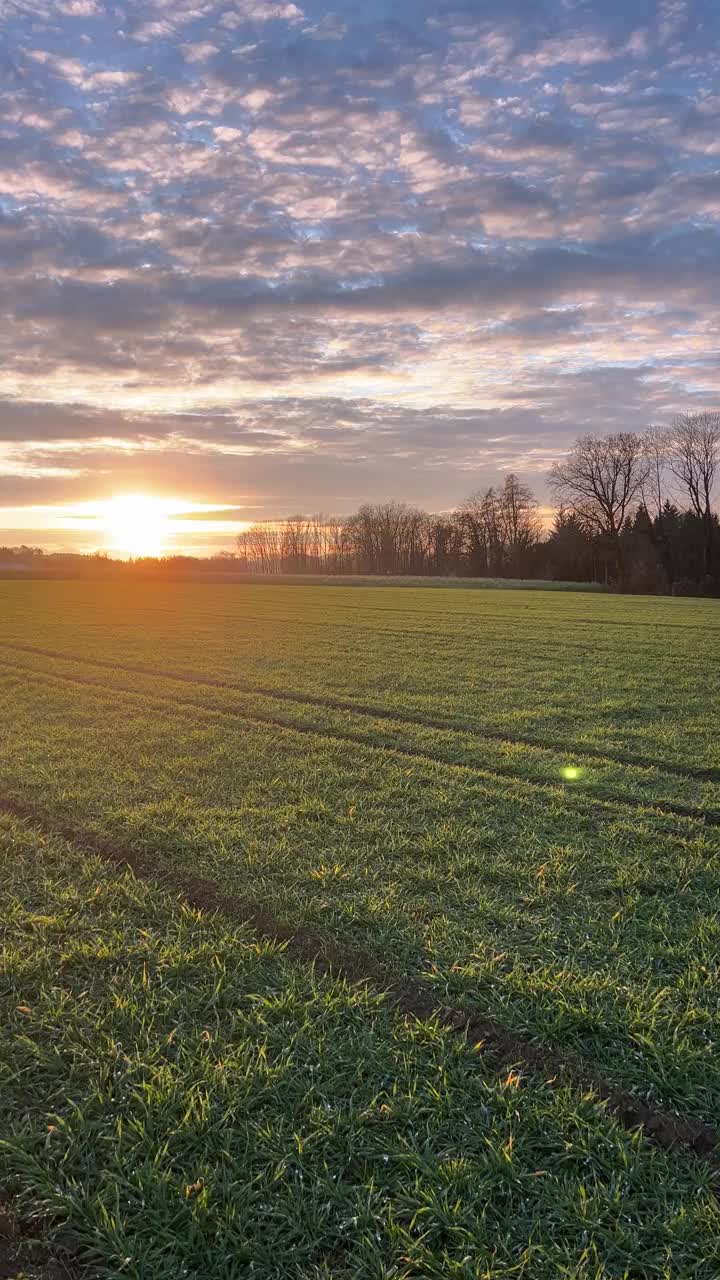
<box><xmin>2</xmin><ymin>655</ymin><xmax>720</xmax><ymax>832</ymax></box>
<box><xmin>2</xmin><ymin>640</ymin><xmax>719</xmax><ymax>786</ymax></box>
<box><xmin>1</xmin><ymin>794</ymin><xmax>719</xmax><ymax>1172</ymax></box>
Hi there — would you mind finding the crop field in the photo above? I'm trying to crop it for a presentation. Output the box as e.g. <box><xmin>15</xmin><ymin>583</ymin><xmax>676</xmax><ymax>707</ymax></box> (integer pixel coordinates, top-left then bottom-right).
<box><xmin>1</xmin><ymin>580</ymin><xmax>720</xmax><ymax>1278</ymax></box>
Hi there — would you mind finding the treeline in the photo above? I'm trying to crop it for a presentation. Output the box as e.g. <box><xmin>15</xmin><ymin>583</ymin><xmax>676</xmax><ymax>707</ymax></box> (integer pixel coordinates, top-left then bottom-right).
<box><xmin>0</xmin><ymin>547</ymin><xmax>245</xmax><ymax>580</ymax></box>
<box><xmin>236</xmin><ymin>474</ymin><xmax>543</xmax><ymax>578</ymax></box>
<box><xmin>237</xmin><ymin>414</ymin><xmax>720</xmax><ymax>594</ymax></box>
<box><xmin>4</xmin><ymin>414</ymin><xmax>718</xmax><ymax>594</ymax></box>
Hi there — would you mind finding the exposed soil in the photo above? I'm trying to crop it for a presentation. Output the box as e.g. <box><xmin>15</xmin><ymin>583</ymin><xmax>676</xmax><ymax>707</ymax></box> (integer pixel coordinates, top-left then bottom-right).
<box><xmin>0</xmin><ymin>1198</ymin><xmax>77</xmax><ymax>1280</ymax></box>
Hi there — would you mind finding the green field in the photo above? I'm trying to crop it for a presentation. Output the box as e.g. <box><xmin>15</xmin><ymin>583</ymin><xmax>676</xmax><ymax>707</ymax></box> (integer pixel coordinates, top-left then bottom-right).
<box><xmin>2</xmin><ymin>582</ymin><xmax>720</xmax><ymax>1278</ymax></box>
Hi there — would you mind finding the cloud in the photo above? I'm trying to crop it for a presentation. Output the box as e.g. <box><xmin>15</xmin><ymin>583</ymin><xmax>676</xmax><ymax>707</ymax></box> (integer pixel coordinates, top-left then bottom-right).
<box><xmin>1</xmin><ymin>0</ymin><xmax>720</xmax><ymax>534</ymax></box>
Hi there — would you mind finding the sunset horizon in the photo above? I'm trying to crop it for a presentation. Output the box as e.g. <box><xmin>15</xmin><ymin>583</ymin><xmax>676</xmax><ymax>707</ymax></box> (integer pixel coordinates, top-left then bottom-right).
<box><xmin>3</xmin><ymin>4</ymin><xmax>720</xmax><ymax>1273</ymax></box>
<box><xmin>3</xmin><ymin>1</ymin><xmax>720</xmax><ymax>553</ymax></box>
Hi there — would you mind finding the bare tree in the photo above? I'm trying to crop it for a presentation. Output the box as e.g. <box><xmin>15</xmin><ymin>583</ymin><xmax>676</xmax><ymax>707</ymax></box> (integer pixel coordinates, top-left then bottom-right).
<box><xmin>498</xmin><ymin>473</ymin><xmax>541</xmax><ymax>574</ymax></box>
<box><xmin>281</xmin><ymin>514</ymin><xmax>312</xmax><ymax>572</ymax></box>
<box><xmin>239</xmin><ymin>514</ymin><xmax>343</xmax><ymax>574</ymax></box>
<box><xmin>457</xmin><ymin>489</ymin><xmax>503</xmax><ymax>575</ymax></box>
<box><xmin>642</xmin><ymin>427</ymin><xmax>673</xmax><ymax>521</ymax></box>
<box><xmin>549</xmin><ymin>433</ymin><xmax>649</xmax><ymax>576</ymax></box>
<box><xmin>309</xmin><ymin>514</ymin><xmax>331</xmax><ymax>572</ymax></box>
<box><xmin>642</xmin><ymin>426</ymin><xmax>674</xmax><ymax>584</ymax></box>
<box><xmin>426</xmin><ymin>515</ymin><xmax>464</xmax><ymax>575</ymax></box>
<box><xmin>457</xmin><ymin>475</ymin><xmax>541</xmax><ymax>577</ymax></box>
<box><xmin>324</xmin><ymin>515</ymin><xmax>351</xmax><ymax>574</ymax></box>
<box><xmin>668</xmin><ymin>411</ymin><xmax>720</xmax><ymax>574</ymax></box>
<box><xmin>236</xmin><ymin>522</ymin><xmax>283</xmax><ymax>574</ymax></box>
<box><xmin>343</xmin><ymin>502</ymin><xmax>430</xmax><ymax>574</ymax></box>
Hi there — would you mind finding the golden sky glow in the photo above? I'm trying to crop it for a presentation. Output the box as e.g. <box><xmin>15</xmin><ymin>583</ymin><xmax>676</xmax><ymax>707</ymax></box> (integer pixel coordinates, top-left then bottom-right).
<box><xmin>0</xmin><ymin>500</ymin><xmax>250</xmax><ymax>558</ymax></box>
<box><xmin>2</xmin><ymin>1</ymin><xmax>720</xmax><ymax>550</ymax></box>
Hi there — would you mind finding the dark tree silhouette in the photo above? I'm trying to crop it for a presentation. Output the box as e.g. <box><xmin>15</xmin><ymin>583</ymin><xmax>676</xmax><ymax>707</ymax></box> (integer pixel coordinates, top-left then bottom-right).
<box><xmin>668</xmin><ymin>412</ymin><xmax>720</xmax><ymax>576</ymax></box>
<box><xmin>6</xmin><ymin>424</ymin><xmax>718</xmax><ymax>594</ymax></box>
<box><xmin>549</xmin><ymin>433</ymin><xmax>649</xmax><ymax>578</ymax></box>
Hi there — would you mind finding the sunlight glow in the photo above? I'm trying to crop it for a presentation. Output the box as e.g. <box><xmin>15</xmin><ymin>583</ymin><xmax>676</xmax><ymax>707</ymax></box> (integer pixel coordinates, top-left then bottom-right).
<box><xmin>101</xmin><ymin>495</ymin><xmax>173</xmax><ymax>557</ymax></box>
<box><xmin>0</xmin><ymin>498</ymin><xmax>251</xmax><ymax>556</ymax></box>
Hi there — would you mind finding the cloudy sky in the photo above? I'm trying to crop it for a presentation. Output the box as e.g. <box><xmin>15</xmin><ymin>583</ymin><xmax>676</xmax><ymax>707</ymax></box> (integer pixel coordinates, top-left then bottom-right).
<box><xmin>1</xmin><ymin>0</ymin><xmax>719</xmax><ymax>552</ymax></box>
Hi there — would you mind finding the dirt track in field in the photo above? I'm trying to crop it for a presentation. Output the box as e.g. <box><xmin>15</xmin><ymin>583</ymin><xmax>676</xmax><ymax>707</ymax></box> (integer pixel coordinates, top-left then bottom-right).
<box><xmin>2</xmin><ymin>793</ymin><xmax>719</xmax><ymax>1174</ymax></box>
<box><xmin>2</xmin><ymin>654</ymin><xmax>720</xmax><ymax>835</ymax></box>
<box><xmin>0</xmin><ymin>1195</ymin><xmax>77</xmax><ymax>1279</ymax></box>
<box><xmin>2</xmin><ymin>638</ymin><xmax>719</xmax><ymax>784</ymax></box>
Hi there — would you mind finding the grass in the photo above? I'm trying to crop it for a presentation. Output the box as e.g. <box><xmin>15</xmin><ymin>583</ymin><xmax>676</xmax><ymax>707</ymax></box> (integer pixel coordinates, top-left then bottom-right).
<box><xmin>2</xmin><ymin>815</ymin><xmax>720</xmax><ymax>1280</ymax></box>
<box><xmin>1</xmin><ymin>581</ymin><xmax>719</xmax><ymax>1275</ymax></box>
<box><xmin>0</xmin><ymin>570</ymin><xmax>610</xmax><ymax>592</ymax></box>
<box><xmin>192</xmin><ymin>574</ymin><xmax>611</xmax><ymax>591</ymax></box>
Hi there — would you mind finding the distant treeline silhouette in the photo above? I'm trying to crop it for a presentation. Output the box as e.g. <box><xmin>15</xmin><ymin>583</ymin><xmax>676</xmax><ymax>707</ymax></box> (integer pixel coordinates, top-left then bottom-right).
<box><xmin>236</xmin><ymin>417</ymin><xmax>720</xmax><ymax>594</ymax></box>
<box><xmin>3</xmin><ymin>416</ymin><xmax>719</xmax><ymax>594</ymax></box>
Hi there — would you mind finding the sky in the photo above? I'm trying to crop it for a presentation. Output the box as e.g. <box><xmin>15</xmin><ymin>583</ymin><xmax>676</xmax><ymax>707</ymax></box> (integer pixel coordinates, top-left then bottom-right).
<box><xmin>1</xmin><ymin>0</ymin><xmax>719</xmax><ymax>554</ymax></box>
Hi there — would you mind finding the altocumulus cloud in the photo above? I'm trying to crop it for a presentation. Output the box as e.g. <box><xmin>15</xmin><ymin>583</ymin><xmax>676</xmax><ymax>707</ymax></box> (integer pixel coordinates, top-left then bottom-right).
<box><xmin>1</xmin><ymin>0</ymin><xmax>720</xmax><ymax>540</ymax></box>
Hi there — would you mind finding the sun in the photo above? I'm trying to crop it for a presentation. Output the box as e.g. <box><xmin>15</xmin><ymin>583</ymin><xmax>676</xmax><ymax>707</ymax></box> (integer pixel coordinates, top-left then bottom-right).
<box><xmin>101</xmin><ymin>495</ymin><xmax>172</xmax><ymax>557</ymax></box>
